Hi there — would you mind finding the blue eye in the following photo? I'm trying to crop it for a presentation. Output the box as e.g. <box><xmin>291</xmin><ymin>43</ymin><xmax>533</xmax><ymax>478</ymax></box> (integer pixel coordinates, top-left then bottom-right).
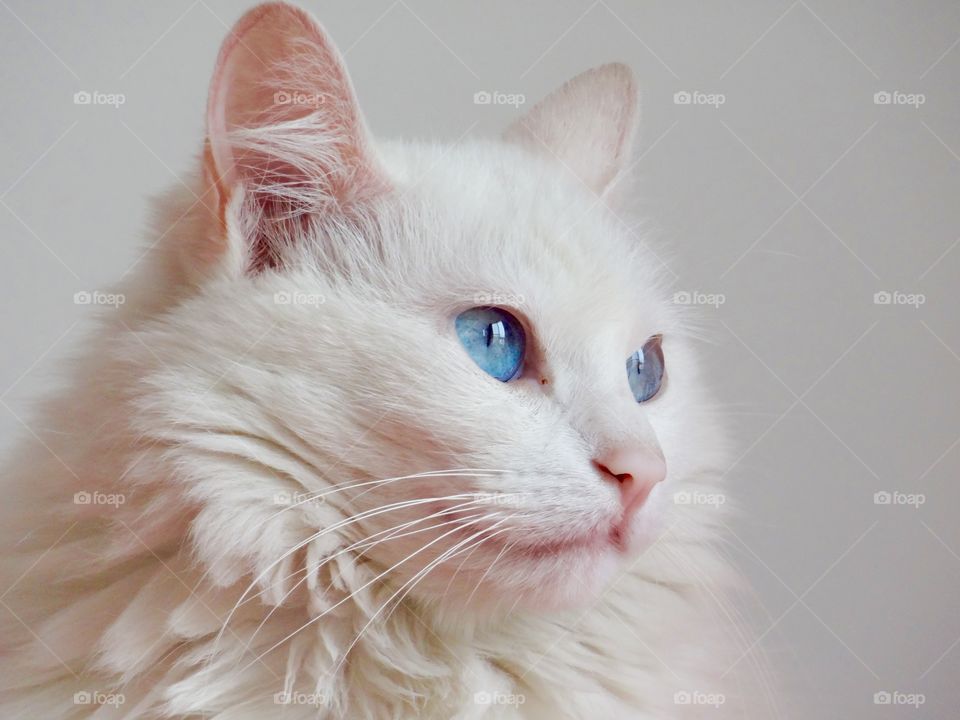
<box><xmin>627</xmin><ymin>336</ymin><xmax>665</xmax><ymax>403</ymax></box>
<box><xmin>455</xmin><ymin>307</ymin><xmax>526</xmax><ymax>382</ymax></box>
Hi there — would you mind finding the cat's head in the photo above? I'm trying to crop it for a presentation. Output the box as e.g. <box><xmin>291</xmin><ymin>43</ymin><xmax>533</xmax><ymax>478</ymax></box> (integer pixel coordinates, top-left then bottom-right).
<box><xmin>142</xmin><ymin>2</ymin><xmax>721</xmax><ymax>613</ymax></box>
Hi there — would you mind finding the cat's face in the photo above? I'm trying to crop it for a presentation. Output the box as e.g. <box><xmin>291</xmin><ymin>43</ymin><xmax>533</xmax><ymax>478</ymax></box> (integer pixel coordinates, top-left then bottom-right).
<box><xmin>152</xmin><ymin>3</ymin><xmax>716</xmax><ymax>614</ymax></box>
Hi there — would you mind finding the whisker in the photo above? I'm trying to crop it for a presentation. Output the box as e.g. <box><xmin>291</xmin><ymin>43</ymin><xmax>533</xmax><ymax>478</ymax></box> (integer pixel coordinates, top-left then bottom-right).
<box><xmin>208</xmin><ymin>492</ymin><xmax>488</xmax><ymax>666</ymax></box>
<box><xmin>192</xmin><ymin>468</ymin><xmax>508</xmax><ymax>605</ymax></box>
<box><xmin>439</xmin><ymin>532</ymin><xmax>487</xmax><ymax>604</ymax></box>
<box><xmin>197</xmin><ymin>468</ymin><xmax>507</xmax><ymax>614</ymax></box>
<box><xmin>236</xmin><ymin>501</ymin><xmax>497</xmax><ymax>615</ymax></box>
<box><xmin>324</xmin><ymin>521</ymin><xmax>514</xmax><ymax>680</ymax></box>
<box><xmin>237</xmin><ymin>514</ymin><xmax>508</xmax><ymax>674</ymax></box>
<box><xmin>266</xmin><ymin>468</ymin><xmax>512</xmax><ymax>522</ymax></box>
<box><xmin>342</xmin><ymin>469</ymin><xmax>512</xmax><ymax>508</ymax></box>
<box><xmin>241</xmin><ymin>506</ymin><xmax>503</xmax><ymax>653</ymax></box>
<box><xmin>462</xmin><ymin>533</ymin><xmax>512</xmax><ymax>608</ymax></box>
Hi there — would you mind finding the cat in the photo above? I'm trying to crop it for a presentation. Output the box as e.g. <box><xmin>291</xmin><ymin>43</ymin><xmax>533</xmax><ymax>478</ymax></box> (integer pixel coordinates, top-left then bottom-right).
<box><xmin>0</xmin><ymin>2</ymin><xmax>764</xmax><ymax>718</ymax></box>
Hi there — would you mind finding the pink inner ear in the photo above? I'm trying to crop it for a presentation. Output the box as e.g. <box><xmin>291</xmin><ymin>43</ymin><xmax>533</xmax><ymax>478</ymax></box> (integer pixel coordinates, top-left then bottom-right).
<box><xmin>204</xmin><ymin>3</ymin><xmax>388</xmax><ymax>270</ymax></box>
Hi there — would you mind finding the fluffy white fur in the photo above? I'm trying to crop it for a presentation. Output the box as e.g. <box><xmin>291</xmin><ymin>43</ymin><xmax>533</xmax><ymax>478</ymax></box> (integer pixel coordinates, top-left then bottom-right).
<box><xmin>0</xmin><ymin>3</ymin><xmax>771</xmax><ymax>718</ymax></box>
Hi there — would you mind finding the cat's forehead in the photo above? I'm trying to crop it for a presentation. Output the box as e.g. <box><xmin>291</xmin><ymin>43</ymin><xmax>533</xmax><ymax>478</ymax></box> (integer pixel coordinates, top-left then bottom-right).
<box><xmin>375</xmin><ymin>138</ymin><xmax>669</xmax><ymax>333</ymax></box>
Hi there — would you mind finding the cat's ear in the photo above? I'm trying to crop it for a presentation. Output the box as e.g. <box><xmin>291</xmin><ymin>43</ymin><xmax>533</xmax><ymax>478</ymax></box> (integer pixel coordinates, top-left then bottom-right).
<box><xmin>199</xmin><ymin>2</ymin><xmax>388</xmax><ymax>273</ymax></box>
<box><xmin>504</xmin><ymin>63</ymin><xmax>638</xmax><ymax>197</ymax></box>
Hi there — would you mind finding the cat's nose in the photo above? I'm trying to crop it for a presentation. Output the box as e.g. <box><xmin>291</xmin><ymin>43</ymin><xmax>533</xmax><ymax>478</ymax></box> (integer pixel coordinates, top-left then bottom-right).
<box><xmin>593</xmin><ymin>446</ymin><xmax>666</xmax><ymax>522</ymax></box>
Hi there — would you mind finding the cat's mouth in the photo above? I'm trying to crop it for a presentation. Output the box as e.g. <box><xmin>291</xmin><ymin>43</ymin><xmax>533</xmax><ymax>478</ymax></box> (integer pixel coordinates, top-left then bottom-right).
<box><xmin>431</xmin><ymin>498</ymin><xmax>653</xmax><ymax>561</ymax></box>
<box><xmin>510</xmin><ymin>530</ymin><xmax>614</xmax><ymax>559</ymax></box>
<box><xmin>511</xmin><ymin>518</ymin><xmax>651</xmax><ymax>559</ymax></box>
<box><xmin>415</xmin><ymin>495</ymin><xmax>666</xmax><ymax>609</ymax></box>
<box><xmin>452</xmin><ymin>519</ymin><xmax>624</xmax><ymax>561</ymax></box>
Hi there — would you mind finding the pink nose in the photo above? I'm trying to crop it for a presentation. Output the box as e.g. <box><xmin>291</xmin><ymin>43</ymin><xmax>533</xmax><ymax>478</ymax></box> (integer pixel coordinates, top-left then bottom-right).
<box><xmin>594</xmin><ymin>446</ymin><xmax>667</xmax><ymax>524</ymax></box>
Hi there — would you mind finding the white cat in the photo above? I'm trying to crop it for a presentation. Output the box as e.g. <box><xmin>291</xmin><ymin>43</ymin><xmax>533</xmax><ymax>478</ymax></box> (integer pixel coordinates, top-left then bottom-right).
<box><xmin>0</xmin><ymin>3</ymin><xmax>767</xmax><ymax>718</ymax></box>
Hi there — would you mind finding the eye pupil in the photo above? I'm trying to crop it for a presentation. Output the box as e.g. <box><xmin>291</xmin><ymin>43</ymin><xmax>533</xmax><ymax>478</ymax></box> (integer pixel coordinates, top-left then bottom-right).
<box><xmin>626</xmin><ymin>336</ymin><xmax>664</xmax><ymax>403</ymax></box>
<box><xmin>456</xmin><ymin>308</ymin><xmax>525</xmax><ymax>382</ymax></box>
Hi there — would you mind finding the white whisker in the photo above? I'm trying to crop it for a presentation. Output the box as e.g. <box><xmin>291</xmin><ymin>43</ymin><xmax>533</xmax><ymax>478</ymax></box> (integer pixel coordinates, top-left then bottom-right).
<box><xmin>237</xmin><ymin>514</ymin><xmax>508</xmax><ymax>674</ymax></box>
<box><xmin>324</xmin><ymin>521</ymin><xmax>514</xmax><ymax>680</ymax></box>
<box><xmin>242</xmin><ymin>507</ymin><xmax>502</xmax><ymax>653</ymax></box>
<box><xmin>208</xmin><ymin>491</ymin><xmax>489</xmax><ymax>665</ymax></box>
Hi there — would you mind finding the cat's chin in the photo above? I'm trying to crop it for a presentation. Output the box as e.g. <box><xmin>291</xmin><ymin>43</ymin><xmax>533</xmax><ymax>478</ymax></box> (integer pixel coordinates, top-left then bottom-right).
<box><xmin>504</xmin><ymin>545</ymin><xmax>624</xmax><ymax>611</ymax></box>
<box><xmin>503</xmin><ymin>530</ymin><xmax>665</xmax><ymax>611</ymax></box>
<box><xmin>491</xmin><ymin>493</ymin><xmax>669</xmax><ymax>611</ymax></box>
<box><xmin>418</xmin><ymin>544</ymin><xmax>622</xmax><ymax>615</ymax></box>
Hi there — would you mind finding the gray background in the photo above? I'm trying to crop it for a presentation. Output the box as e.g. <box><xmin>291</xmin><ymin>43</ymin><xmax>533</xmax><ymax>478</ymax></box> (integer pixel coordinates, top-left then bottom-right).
<box><xmin>1</xmin><ymin>1</ymin><xmax>958</xmax><ymax>717</ymax></box>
